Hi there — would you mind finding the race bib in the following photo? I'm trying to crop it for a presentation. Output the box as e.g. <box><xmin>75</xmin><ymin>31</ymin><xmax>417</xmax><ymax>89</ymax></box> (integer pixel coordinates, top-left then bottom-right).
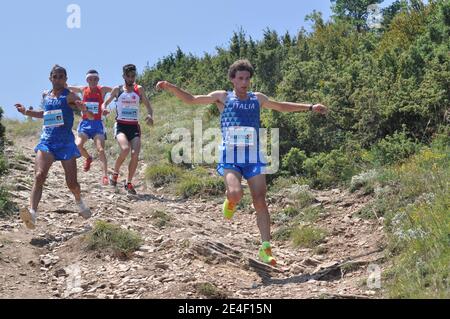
<box><xmin>43</xmin><ymin>110</ymin><xmax>64</xmax><ymax>128</ymax></box>
<box><xmin>85</xmin><ymin>102</ymin><xmax>99</xmax><ymax>115</ymax></box>
<box><xmin>225</xmin><ymin>126</ymin><xmax>256</xmax><ymax>146</ymax></box>
<box><xmin>121</xmin><ymin>106</ymin><xmax>139</xmax><ymax>121</ymax></box>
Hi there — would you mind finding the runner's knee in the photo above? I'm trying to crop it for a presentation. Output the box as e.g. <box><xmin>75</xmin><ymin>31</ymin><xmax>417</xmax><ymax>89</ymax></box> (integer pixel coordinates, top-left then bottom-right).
<box><xmin>252</xmin><ymin>194</ymin><xmax>267</xmax><ymax>211</ymax></box>
<box><xmin>120</xmin><ymin>147</ymin><xmax>130</xmax><ymax>156</ymax></box>
<box><xmin>34</xmin><ymin>170</ymin><xmax>48</xmax><ymax>185</ymax></box>
<box><xmin>130</xmin><ymin>148</ymin><xmax>140</xmax><ymax>158</ymax></box>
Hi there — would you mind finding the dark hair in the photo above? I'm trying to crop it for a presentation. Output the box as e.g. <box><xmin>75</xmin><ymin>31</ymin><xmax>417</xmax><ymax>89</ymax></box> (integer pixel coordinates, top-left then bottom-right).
<box><xmin>228</xmin><ymin>59</ymin><xmax>254</xmax><ymax>79</ymax></box>
<box><xmin>123</xmin><ymin>64</ymin><xmax>137</xmax><ymax>75</ymax></box>
<box><xmin>86</xmin><ymin>69</ymin><xmax>98</xmax><ymax>75</ymax></box>
<box><xmin>50</xmin><ymin>65</ymin><xmax>67</xmax><ymax>77</ymax></box>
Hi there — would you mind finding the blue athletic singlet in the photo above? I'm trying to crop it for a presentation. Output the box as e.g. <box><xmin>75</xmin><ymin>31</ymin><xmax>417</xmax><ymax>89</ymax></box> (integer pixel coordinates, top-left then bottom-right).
<box><xmin>40</xmin><ymin>88</ymin><xmax>75</xmax><ymax>144</ymax></box>
<box><xmin>35</xmin><ymin>88</ymin><xmax>80</xmax><ymax>161</ymax></box>
<box><xmin>217</xmin><ymin>91</ymin><xmax>266</xmax><ymax>180</ymax></box>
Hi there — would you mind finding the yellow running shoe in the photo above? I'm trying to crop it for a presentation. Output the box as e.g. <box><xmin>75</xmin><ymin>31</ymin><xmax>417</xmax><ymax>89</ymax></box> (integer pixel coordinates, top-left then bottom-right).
<box><xmin>259</xmin><ymin>241</ymin><xmax>276</xmax><ymax>266</ymax></box>
<box><xmin>223</xmin><ymin>198</ymin><xmax>237</xmax><ymax>220</ymax></box>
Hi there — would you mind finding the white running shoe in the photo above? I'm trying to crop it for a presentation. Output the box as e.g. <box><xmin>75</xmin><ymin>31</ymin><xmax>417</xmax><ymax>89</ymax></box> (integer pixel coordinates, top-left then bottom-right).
<box><xmin>20</xmin><ymin>208</ymin><xmax>37</xmax><ymax>230</ymax></box>
<box><xmin>77</xmin><ymin>200</ymin><xmax>92</xmax><ymax>220</ymax></box>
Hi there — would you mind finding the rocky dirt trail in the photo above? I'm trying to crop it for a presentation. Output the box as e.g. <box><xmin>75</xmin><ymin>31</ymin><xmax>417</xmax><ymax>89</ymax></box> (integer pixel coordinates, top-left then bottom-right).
<box><xmin>0</xmin><ymin>137</ymin><xmax>386</xmax><ymax>299</ymax></box>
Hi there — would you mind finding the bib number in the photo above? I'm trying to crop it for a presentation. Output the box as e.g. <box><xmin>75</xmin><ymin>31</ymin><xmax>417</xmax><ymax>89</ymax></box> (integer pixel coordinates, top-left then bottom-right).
<box><xmin>85</xmin><ymin>102</ymin><xmax>99</xmax><ymax>115</ymax></box>
<box><xmin>225</xmin><ymin>126</ymin><xmax>256</xmax><ymax>147</ymax></box>
<box><xmin>121</xmin><ymin>106</ymin><xmax>139</xmax><ymax>121</ymax></box>
<box><xmin>44</xmin><ymin>110</ymin><xmax>64</xmax><ymax>128</ymax></box>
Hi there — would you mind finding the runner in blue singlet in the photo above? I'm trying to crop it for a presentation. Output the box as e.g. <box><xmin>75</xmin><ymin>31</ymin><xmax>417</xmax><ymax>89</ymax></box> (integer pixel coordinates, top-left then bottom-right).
<box><xmin>156</xmin><ymin>59</ymin><xmax>328</xmax><ymax>266</ymax></box>
<box><xmin>15</xmin><ymin>65</ymin><xmax>93</xmax><ymax>230</ymax></box>
<box><xmin>217</xmin><ymin>90</ymin><xmax>266</xmax><ymax>180</ymax></box>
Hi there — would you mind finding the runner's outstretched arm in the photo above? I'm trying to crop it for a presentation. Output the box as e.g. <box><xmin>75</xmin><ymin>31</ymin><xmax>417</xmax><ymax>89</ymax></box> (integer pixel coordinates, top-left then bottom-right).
<box><xmin>156</xmin><ymin>81</ymin><xmax>226</xmax><ymax>106</ymax></box>
<box><xmin>15</xmin><ymin>104</ymin><xmax>44</xmax><ymax>119</ymax></box>
<box><xmin>256</xmin><ymin>92</ymin><xmax>328</xmax><ymax>115</ymax></box>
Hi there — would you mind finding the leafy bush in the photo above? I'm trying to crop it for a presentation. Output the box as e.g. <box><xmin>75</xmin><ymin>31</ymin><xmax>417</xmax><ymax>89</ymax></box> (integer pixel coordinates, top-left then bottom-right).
<box><xmin>145</xmin><ymin>164</ymin><xmax>183</xmax><ymax>187</ymax></box>
<box><xmin>303</xmin><ymin>149</ymin><xmax>360</xmax><ymax>189</ymax></box>
<box><xmin>176</xmin><ymin>174</ymin><xmax>225</xmax><ymax>198</ymax></box>
<box><xmin>281</xmin><ymin>147</ymin><xmax>307</xmax><ymax>175</ymax></box>
<box><xmin>371</xmin><ymin>131</ymin><xmax>422</xmax><ymax>166</ymax></box>
<box><xmin>350</xmin><ymin>169</ymin><xmax>378</xmax><ymax>193</ymax></box>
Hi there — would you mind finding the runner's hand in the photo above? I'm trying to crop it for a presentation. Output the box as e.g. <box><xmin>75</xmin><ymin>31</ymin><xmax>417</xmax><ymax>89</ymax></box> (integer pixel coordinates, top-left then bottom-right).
<box><xmin>15</xmin><ymin>104</ymin><xmax>27</xmax><ymax>115</ymax></box>
<box><xmin>312</xmin><ymin>104</ymin><xmax>328</xmax><ymax>115</ymax></box>
<box><xmin>75</xmin><ymin>101</ymin><xmax>94</xmax><ymax>119</ymax></box>
<box><xmin>156</xmin><ymin>81</ymin><xmax>171</xmax><ymax>91</ymax></box>
<box><xmin>75</xmin><ymin>100</ymin><xmax>87</xmax><ymax>112</ymax></box>
<box><xmin>145</xmin><ymin>114</ymin><xmax>154</xmax><ymax>126</ymax></box>
<box><xmin>102</xmin><ymin>108</ymin><xmax>110</xmax><ymax>116</ymax></box>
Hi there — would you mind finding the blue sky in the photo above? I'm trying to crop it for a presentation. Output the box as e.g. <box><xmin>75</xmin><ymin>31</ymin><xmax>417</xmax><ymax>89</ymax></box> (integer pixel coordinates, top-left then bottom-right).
<box><xmin>0</xmin><ymin>0</ymin><xmax>396</xmax><ymax>119</ymax></box>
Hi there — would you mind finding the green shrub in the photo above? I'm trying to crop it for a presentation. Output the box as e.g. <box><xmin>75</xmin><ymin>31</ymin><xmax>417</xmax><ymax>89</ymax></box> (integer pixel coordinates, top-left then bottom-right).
<box><xmin>371</xmin><ymin>131</ymin><xmax>422</xmax><ymax>166</ymax></box>
<box><xmin>177</xmin><ymin>176</ymin><xmax>204</xmax><ymax>198</ymax></box>
<box><xmin>145</xmin><ymin>164</ymin><xmax>183</xmax><ymax>187</ymax></box>
<box><xmin>293</xmin><ymin>205</ymin><xmax>324</xmax><ymax>224</ymax></box>
<box><xmin>291</xmin><ymin>225</ymin><xmax>328</xmax><ymax>248</ymax></box>
<box><xmin>150</xmin><ymin>210</ymin><xmax>171</xmax><ymax>228</ymax></box>
<box><xmin>281</xmin><ymin>147</ymin><xmax>307</xmax><ymax>175</ymax></box>
<box><xmin>303</xmin><ymin>149</ymin><xmax>359</xmax><ymax>189</ymax></box>
<box><xmin>283</xmin><ymin>206</ymin><xmax>301</xmax><ymax>218</ymax></box>
<box><xmin>273</xmin><ymin>226</ymin><xmax>292</xmax><ymax>241</ymax></box>
<box><xmin>176</xmin><ymin>174</ymin><xmax>225</xmax><ymax>198</ymax></box>
<box><xmin>202</xmin><ymin>177</ymin><xmax>226</xmax><ymax>196</ymax></box>
<box><xmin>194</xmin><ymin>282</ymin><xmax>227</xmax><ymax>299</ymax></box>
<box><xmin>349</xmin><ymin>169</ymin><xmax>378</xmax><ymax>193</ymax></box>
<box><xmin>0</xmin><ymin>187</ymin><xmax>16</xmax><ymax>218</ymax></box>
<box><xmin>85</xmin><ymin>221</ymin><xmax>143</xmax><ymax>258</ymax></box>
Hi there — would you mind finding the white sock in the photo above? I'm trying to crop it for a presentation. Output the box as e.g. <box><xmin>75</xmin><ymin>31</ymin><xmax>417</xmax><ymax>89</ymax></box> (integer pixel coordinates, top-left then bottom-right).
<box><xmin>30</xmin><ymin>209</ymin><xmax>37</xmax><ymax>216</ymax></box>
<box><xmin>77</xmin><ymin>199</ymin><xmax>87</xmax><ymax>210</ymax></box>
